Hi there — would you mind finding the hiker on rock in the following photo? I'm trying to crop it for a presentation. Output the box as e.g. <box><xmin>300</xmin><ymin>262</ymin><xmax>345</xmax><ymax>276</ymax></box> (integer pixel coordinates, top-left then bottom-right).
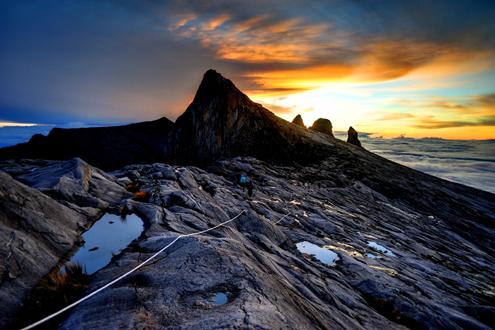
<box><xmin>239</xmin><ymin>173</ymin><xmax>254</xmax><ymax>197</ymax></box>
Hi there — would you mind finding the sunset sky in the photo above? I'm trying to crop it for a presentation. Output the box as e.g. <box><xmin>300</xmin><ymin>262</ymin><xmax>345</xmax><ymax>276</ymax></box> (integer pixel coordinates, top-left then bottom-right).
<box><xmin>1</xmin><ymin>1</ymin><xmax>494</xmax><ymax>139</ymax></box>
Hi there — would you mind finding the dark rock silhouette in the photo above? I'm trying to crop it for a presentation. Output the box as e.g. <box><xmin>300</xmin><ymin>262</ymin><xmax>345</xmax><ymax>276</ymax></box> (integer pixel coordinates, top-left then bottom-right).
<box><xmin>347</xmin><ymin>126</ymin><xmax>362</xmax><ymax>147</ymax></box>
<box><xmin>291</xmin><ymin>114</ymin><xmax>305</xmax><ymax>127</ymax></box>
<box><xmin>310</xmin><ymin>118</ymin><xmax>334</xmax><ymax>137</ymax></box>
<box><xmin>0</xmin><ymin>117</ymin><xmax>173</xmax><ymax>170</ymax></box>
<box><xmin>165</xmin><ymin>69</ymin><xmax>332</xmax><ymax>165</ymax></box>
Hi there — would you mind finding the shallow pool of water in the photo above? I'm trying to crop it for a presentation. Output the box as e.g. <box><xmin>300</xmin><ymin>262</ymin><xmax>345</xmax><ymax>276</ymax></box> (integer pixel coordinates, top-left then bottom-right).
<box><xmin>214</xmin><ymin>292</ymin><xmax>228</xmax><ymax>305</ymax></box>
<box><xmin>66</xmin><ymin>213</ymin><xmax>144</xmax><ymax>274</ymax></box>
<box><xmin>365</xmin><ymin>253</ymin><xmax>382</xmax><ymax>259</ymax></box>
<box><xmin>367</xmin><ymin>241</ymin><xmax>396</xmax><ymax>257</ymax></box>
<box><xmin>296</xmin><ymin>241</ymin><xmax>340</xmax><ymax>266</ymax></box>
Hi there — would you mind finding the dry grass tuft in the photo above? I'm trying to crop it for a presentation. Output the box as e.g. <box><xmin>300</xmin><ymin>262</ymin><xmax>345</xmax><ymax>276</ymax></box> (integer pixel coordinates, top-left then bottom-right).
<box><xmin>38</xmin><ymin>263</ymin><xmax>88</xmax><ymax>303</ymax></box>
<box><xmin>12</xmin><ymin>263</ymin><xmax>90</xmax><ymax>329</ymax></box>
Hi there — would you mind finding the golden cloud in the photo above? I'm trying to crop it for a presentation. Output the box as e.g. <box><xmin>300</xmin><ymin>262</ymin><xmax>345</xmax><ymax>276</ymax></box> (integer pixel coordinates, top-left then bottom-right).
<box><xmin>413</xmin><ymin>116</ymin><xmax>495</xmax><ymax>129</ymax></box>
<box><xmin>378</xmin><ymin>113</ymin><xmax>415</xmax><ymax>121</ymax></box>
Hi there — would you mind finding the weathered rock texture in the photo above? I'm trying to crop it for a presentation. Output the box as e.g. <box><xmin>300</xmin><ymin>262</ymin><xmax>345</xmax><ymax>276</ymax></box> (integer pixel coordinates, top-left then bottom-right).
<box><xmin>39</xmin><ymin>156</ymin><xmax>492</xmax><ymax>330</ymax></box>
<box><xmin>347</xmin><ymin>126</ymin><xmax>362</xmax><ymax>148</ymax></box>
<box><xmin>0</xmin><ymin>171</ymin><xmax>89</xmax><ymax>328</ymax></box>
<box><xmin>0</xmin><ymin>117</ymin><xmax>173</xmax><ymax>170</ymax></box>
<box><xmin>292</xmin><ymin>114</ymin><xmax>305</xmax><ymax>127</ymax></box>
<box><xmin>14</xmin><ymin>158</ymin><xmax>131</xmax><ymax>208</ymax></box>
<box><xmin>310</xmin><ymin>118</ymin><xmax>334</xmax><ymax>137</ymax></box>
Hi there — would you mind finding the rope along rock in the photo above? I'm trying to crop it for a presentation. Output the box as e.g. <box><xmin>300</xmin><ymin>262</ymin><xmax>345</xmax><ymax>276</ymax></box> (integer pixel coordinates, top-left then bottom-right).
<box><xmin>22</xmin><ymin>209</ymin><xmax>247</xmax><ymax>330</ymax></box>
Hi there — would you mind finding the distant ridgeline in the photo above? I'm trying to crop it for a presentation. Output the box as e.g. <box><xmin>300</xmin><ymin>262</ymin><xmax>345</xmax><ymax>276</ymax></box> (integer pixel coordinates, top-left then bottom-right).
<box><xmin>0</xmin><ymin>70</ymin><xmax>362</xmax><ymax>170</ymax></box>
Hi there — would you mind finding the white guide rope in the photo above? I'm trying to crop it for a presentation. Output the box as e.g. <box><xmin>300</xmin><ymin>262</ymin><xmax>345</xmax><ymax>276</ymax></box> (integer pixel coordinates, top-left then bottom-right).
<box><xmin>21</xmin><ymin>209</ymin><xmax>247</xmax><ymax>330</ymax></box>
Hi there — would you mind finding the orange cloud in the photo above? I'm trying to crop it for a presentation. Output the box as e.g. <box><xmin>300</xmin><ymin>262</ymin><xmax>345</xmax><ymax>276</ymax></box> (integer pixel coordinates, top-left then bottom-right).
<box><xmin>171</xmin><ymin>14</ymin><xmax>197</xmax><ymax>29</ymax></box>
<box><xmin>203</xmin><ymin>14</ymin><xmax>230</xmax><ymax>30</ymax></box>
<box><xmin>169</xmin><ymin>14</ymin><xmax>343</xmax><ymax>64</ymax></box>
<box><xmin>245</xmin><ymin>65</ymin><xmax>354</xmax><ymax>96</ymax></box>
<box><xmin>232</xmin><ymin>15</ymin><xmax>269</xmax><ymax>33</ymax></box>
<box><xmin>350</xmin><ymin>40</ymin><xmax>452</xmax><ymax>81</ymax></box>
<box><xmin>169</xmin><ymin>10</ymin><xmax>495</xmax><ymax>95</ymax></box>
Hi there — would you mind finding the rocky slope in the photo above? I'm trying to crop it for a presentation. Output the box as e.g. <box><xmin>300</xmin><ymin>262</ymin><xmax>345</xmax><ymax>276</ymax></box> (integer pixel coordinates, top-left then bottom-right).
<box><xmin>0</xmin><ymin>170</ymin><xmax>89</xmax><ymax>328</ymax></box>
<box><xmin>1</xmin><ymin>156</ymin><xmax>492</xmax><ymax>329</ymax></box>
<box><xmin>0</xmin><ymin>70</ymin><xmax>494</xmax><ymax>329</ymax></box>
<box><xmin>0</xmin><ymin>158</ymin><xmax>132</xmax><ymax>328</ymax></box>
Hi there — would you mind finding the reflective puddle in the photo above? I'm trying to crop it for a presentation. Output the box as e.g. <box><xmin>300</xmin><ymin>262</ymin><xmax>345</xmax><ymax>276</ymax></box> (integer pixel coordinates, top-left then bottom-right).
<box><xmin>367</xmin><ymin>241</ymin><xmax>396</xmax><ymax>257</ymax></box>
<box><xmin>214</xmin><ymin>292</ymin><xmax>228</xmax><ymax>305</ymax></box>
<box><xmin>365</xmin><ymin>253</ymin><xmax>382</xmax><ymax>259</ymax></box>
<box><xmin>296</xmin><ymin>241</ymin><xmax>340</xmax><ymax>266</ymax></box>
<box><xmin>65</xmin><ymin>213</ymin><xmax>144</xmax><ymax>275</ymax></box>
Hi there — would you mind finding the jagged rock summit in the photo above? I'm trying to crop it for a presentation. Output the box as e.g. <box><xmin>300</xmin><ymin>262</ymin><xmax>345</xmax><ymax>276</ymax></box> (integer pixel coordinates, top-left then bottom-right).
<box><xmin>165</xmin><ymin>69</ymin><xmax>333</xmax><ymax>165</ymax></box>
<box><xmin>310</xmin><ymin>118</ymin><xmax>334</xmax><ymax>137</ymax></box>
<box><xmin>291</xmin><ymin>114</ymin><xmax>305</xmax><ymax>127</ymax></box>
<box><xmin>347</xmin><ymin>126</ymin><xmax>362</xmax><ymax>147</ymax></box>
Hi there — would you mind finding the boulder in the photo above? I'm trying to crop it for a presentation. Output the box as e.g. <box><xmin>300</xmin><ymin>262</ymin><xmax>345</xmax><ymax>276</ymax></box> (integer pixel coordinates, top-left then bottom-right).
<box><xmin>310</xmin><ymin>118</ymin><xmax>334</xmax><ymax>137</ymax></box>
<box><xmin>15</xmin><ymin>158</ymin><xmax>131</xmax><ymax>208</ymax></box>
<box><xmin>347</xmin><ymin>126</ymin><xmax>362</xmax><ymax>147</ymax></box>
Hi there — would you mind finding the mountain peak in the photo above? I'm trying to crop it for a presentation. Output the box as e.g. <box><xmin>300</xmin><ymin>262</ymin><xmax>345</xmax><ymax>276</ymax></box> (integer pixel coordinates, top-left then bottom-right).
<box><xmin>203</xmin><ymin>68</ymin><xmax>224</xmax><ymax>81</ymax></box>
<box><xmin>166</xmin><ymin>71</ymin><xmax>334</xmax><ymax>165</ymax></box>
<box><xmin>193</xmin><ymin>69</ymin><xmax>246</xmax><ymax>106</ymax></box>
<box><xmin>200</xmin><ymin>69</ymin><xmax>226</xmax><ymax>87</ymax></box>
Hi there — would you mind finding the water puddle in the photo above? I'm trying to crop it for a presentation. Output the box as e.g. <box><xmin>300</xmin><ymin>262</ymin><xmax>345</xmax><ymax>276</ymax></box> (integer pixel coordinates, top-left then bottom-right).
<box><xmin>214</xmin><ymin>292</ymin><xmax>228</xmax><ymax>305</ymax></box>
<box><xmin>65</xmin><ymin>213</ymin><xmax>144</xmax><ymax>274</ymax></box>
<box><xmin>365</xmin><ymin>253</ymin><xmax>382</xmax><ymax>259</ymax></box>
<box><xmin>296</xmin><ymin>241</ymin><xmax>340</xmax><ymax>266</ymax></box>
<box><xmin>367</xmin><ymin>241</ymin><xmax>396</xmax><ymax>257</ymax></box>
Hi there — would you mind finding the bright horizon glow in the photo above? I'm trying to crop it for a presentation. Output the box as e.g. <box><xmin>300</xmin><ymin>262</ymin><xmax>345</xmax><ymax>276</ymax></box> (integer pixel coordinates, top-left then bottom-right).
<box><xmin>0</xmin><ymin>121</ymin><xmax>40</xmax><ymax>128</ymax></box>
<box><xmin>248</xmin><ymin>54</ymin><xmax>495</xmax><ymax>140</ymax></box>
